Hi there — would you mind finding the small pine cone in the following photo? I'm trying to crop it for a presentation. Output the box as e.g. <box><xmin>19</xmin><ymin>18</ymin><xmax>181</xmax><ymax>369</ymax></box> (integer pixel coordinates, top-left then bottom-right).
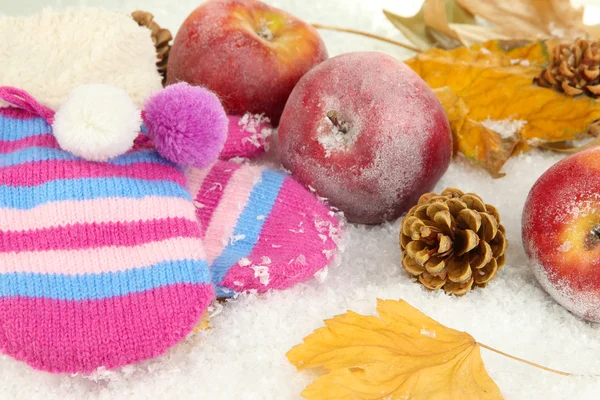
<box><xmin>132</xmin><ymin>10</ymin><xmax>172</xmax><ymax>86</ymax></box>
<box><xmin>400</xmin><ymin>188</ymin><xmax>507</xmax><ymax>296</ymax></box>
<box><xmin>535</xmin><ymin>38</ymin><xmax>600</xmax><ymax>98</ymax></box>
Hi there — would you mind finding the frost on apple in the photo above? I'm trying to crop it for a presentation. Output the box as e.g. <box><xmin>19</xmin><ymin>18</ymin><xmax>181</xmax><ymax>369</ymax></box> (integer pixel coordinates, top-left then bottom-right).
<box><xmin>522</xmin><ymin>147</ymin><xmax>600</xmax><ymax>322</ymax></box>
<box><xmin>279</xmin><ymin>52</ymin><xmax>453</xmax><ymax>224</ymax></box>
<box><xmin>317</xmin><ymin>107</ymin><xmax>361</xmax><ymax>157</ymax></box>
<box><xmin>167</xmin><ymin>0</ymin><xmax>328</xmax><ymax>122</ymax></box>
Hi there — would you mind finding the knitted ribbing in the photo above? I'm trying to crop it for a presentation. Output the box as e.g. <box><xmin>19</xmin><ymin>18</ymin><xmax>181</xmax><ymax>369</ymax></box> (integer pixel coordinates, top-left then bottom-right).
<box><xmin>186</xmin><ymin>160</ymin><xmax>341</xmax><ymax>298</ymax></box>
<box><xmin>0</xmin><ymin>107</ymin><xmax>215</xmax><ymax>373</ymax></box>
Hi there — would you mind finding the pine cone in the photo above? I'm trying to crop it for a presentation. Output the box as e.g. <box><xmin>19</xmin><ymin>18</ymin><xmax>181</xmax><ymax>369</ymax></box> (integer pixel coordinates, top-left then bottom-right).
<box><xmin>535</xmin><ymin>38</ymin><xmax>600</xmax><ymax>98</ymax></box>
<box><xmin>132</xmin><ymin>10</ymin><xmax>172</xmax><ymax>86</ymax></box>
<box><xmin>400</xmin><ymin>188</ymin><xmax>507</xmax><ymax>296</ymax></box>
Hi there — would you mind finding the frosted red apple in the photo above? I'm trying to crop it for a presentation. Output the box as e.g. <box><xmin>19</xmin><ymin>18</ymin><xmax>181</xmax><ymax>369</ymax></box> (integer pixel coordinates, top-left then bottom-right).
<box><xmin>167</xmin><ymin>0</ymin><xmax>328</xmax><ymax>123</ymax></box>
<box><xmin>278</xmin><ymin>52</ymin><xmax>453</xmax><ymax>224</ymax></box>
<box><xmin>523</xmin><ymin>147</ymin><xmax>600</xmax><ymax>322</ymax></box>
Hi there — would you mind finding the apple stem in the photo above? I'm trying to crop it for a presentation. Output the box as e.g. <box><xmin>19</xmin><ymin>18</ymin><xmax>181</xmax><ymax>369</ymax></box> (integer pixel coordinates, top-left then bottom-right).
<box><xmin>311</xmin><ymin>23</ymin><xmax>422</xmax><ymax>53</ymax></box>
<box><xmin>327</xmin><ymin>111</ymin><xmax>350</xmax><ymax>134</ymax></box>
<box><xmin>585</xmin><ymin>226</ymin><xmax>600</xmax><ymax>250</ymax></box>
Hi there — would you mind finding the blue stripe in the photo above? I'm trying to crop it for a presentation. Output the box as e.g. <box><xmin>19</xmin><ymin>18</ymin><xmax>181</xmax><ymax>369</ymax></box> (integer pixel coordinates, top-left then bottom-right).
<box><xmin>211</xmin><ymin>170</ymin><xmax>286</xmax><ymax>293</ymax></box>
<box><xmin>0</xmin><ymin>115</ymin><xmax>50</xmax><ymax>141</ymax></box>
<box><xmin>0</xmin><ymin>147</ymin><xmax>171</xmax><ymax>168</ymax></box>
<box><xmin>0</xmin><ymin>177</ymin><xmax>190</xmax><ymax>209</ymax></box>
<box><xmin>0</xmin><ymin>259</ymin><xmax>210</xmax><ymax>301</ymax></box>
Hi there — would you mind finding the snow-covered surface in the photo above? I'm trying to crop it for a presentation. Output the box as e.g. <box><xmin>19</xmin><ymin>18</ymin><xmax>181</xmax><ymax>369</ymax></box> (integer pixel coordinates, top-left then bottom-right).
<box><xmin>3</xmin><ymin>1</ymin><xmax>600</xmax><ymax>399</ymax></box>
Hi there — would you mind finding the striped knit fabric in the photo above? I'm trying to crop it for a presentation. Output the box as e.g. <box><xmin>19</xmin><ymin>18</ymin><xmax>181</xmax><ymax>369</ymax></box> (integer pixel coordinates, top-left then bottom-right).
<box><xmin>0</xmin><ymin>107</ymin><xmax>214</xmax><ymax>373</ymax></box>
<box><xmin>219</xmin><ymin>114</ymin><xmax>272</xmax><ymax>161</ymax></box>
<box><xmin>186</xmin><ymin>160</ymin><xmax>341</xmax><ymax>298</ymax></box>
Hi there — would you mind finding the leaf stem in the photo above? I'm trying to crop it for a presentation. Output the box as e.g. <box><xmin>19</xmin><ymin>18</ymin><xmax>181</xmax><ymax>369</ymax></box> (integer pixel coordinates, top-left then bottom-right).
<box><xmin>311</xmin><ymin>23</ymin><xmax>422</xmax><ymax>53</ymax></box>
<box><xmin>477</xmin><ymin>342</ymin><xmax>575</xmax><ymax>377</ymax></box>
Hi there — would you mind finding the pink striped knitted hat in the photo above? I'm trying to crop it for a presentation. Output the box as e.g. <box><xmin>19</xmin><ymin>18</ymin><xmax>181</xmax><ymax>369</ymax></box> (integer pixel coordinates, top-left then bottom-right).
<box><xmin>0</xmin><ymin>86</ymin><xmax>224</xmax><ymax>373</ymax></box>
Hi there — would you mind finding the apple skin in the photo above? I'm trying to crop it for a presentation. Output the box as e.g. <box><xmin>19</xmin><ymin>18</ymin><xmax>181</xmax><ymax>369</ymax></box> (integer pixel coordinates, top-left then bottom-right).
<box><xmin>167</xmin><ymin>0</ymin><xmax>328</xmax><ymax>124</ymax></box>
<box><xmin>278</xmin><ymin>52</ymin><xmax>453</xmax><ymax>225</ymax></box>
<box><xmin>523</xmin><ymin>147</ymin><xmax>600</xmax><ymax>322</ymax></box>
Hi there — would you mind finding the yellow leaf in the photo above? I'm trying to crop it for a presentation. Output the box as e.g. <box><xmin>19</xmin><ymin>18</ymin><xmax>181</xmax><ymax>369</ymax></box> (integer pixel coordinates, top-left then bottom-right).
<box><xmin>405</xmin><ymin>41</ymin><xmax>600</xmax><ymax>176</ymax></box>
<box><xmin>287</xmin><ymin>299</ymin><xmax>503</xmax><ymax>400</ymax></box>
<box><xmin>192</xmin><ymin>311</ymin><xmax>211</xmax><ymax>333</ymax></box>
<box><xmin>434</xmin><ymin>87</ymin><xmax>519</xmax><ymax>177</ymax></box>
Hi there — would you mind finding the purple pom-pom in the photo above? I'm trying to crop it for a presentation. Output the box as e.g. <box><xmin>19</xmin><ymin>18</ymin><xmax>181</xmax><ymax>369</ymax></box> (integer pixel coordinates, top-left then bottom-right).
<box><xmin>143</xmin><ymin>83</ymin><xmax>227</xmax><ymax>168</ymax></box>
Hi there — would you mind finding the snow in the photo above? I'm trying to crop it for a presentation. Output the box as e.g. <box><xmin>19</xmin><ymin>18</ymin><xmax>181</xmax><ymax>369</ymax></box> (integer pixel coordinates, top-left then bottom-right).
<box><xmin>482</xmin><ymin>118</ymin><xmax>527</xmax><ymax>139</ymax></box>
<box><xmin>239</xmin><ymin>112</ymin><xmax>273</xmax><ymax>151</ymax></box>
<box><xmin>4</xmin><ymin>1</ymin><xmax>600</xmax><ymax>400</ymax></box>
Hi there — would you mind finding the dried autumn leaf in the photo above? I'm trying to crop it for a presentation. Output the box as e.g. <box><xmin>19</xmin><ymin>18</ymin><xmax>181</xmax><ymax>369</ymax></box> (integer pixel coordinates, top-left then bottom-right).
<box><xmin>384</xmin><ymin>0</ymin><xmax>481</xmax><ymax>50</ymax></box>
<box><xmin>406</xmin><ymin>40</ymin><xmax>600</xmax><ymax>176</ymax></box>
<box><xmin>287</xmin><ymin>299</ymin><xmax>503</xmax><ymax>400</ymax></box>
<box><xmin>387</xmin><ymin>0</ymin><xmax>599</xmax><ymax>51</ymax></box>
<box><xmin>434</xmin><ymin>87</ymin><xmax>520</xmax><ymax>177</ymax></box>
<box><xmin>384</xmin><ymin>8</ymin><xmax>431</xmax><ymax>51</ymax></box>
<box><xmin>457</xmin><ymin>0</ymin><xmax>594</xmax><ymax>40</ymax></box>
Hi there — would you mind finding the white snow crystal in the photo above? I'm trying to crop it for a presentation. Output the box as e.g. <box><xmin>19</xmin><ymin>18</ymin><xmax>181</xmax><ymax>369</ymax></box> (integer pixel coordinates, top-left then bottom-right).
<box><xmin>557</xmin><ymin>241</ymin><xmax>573</xmax><ymax>253</ymax></box>
<box><xmin>230</xmin><ymin>234</ymin><xmax>246</xmax><ymax>245</ymax></box>
<box><xmin>239</xmin><ymin>112</ymin><xmax>273</xmax><ymax>150</ymax></box>
<box><xmin>238</xmin><ymin>258</ymin><xmax>252</xmax><ymax>267</ymax></box>
<box><xmin>314</xmin><ymin>267</ymin><xmax>329</xmax><ymax>283</ymax></box>
<box><xmin>251</xmin><ymin>265</ymin><xmax>271</xmax><ymax>286</ymax></box>
<box><xmin>260</xmin><ymin>256</ymin><xmax>272</xmax><ymax>265</ymax></box>
<box><xmin>481</xmin><ymin>118</ymin><xmax>527</xmax><ymax>139</ymax></box>
<box><xmin>420</xmin><ymin>329</ymin><xmax>437</xmax><ymax>339</ymax></box>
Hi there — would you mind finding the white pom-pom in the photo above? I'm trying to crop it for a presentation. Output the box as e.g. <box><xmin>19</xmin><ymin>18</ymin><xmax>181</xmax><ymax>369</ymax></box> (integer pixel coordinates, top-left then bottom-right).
<box><xmin>52</xmin><ymin>84</ymin><xmax>141</xmax><ymax>162</ymax></box>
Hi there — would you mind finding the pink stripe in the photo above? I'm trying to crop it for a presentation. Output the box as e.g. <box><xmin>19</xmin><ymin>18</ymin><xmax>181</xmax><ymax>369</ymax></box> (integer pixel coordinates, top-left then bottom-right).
<box><xmin>1</xmin><ymin>218</ymin><xmax>199</xmax><ymax>253</ymax></box>
<box><xmin>0</xmin><ymin>197</ymin><xmax>197</xmax><ymax>231</ymax></box>
<box><xmin>0</xmin><ymin>107</ymin><xmax>38</xmax><ymax>120</ymax></box>
<box><xmin>195</xmin><ymin>161</ymin><xmax>240</xmax><ymax>237</ymax></box>
<box><xmin>1</xmin><ymin>237</ymin><xmax>205</xmax><ymax>275</ymax></box>
<box><xmin>1</xmin><ymin>159</ymin><xmax>186</xmax><ymax>187</ymax></box>
<box><xmin>0</xmin><ymin>134</ymin><xmax>58</xmax><ymax>153</ymax></box>
<box><xmin>185</xmin><ymin>166</ymin><xmax>211</xmax><ymax>203</ymax></box>
<box><xmin>0</xmin><ymin>283</ymin><xmax>214</xmax><ymax>373</ymax></box>
<box><xmin>219</xmin><ymin>177</ymin><xmax>341</xmax><ymax>293</ymax></box>
<box><xmin>204</xmin><ymin>164</ymin><xmax>264</xmax><ymax>263</ymax></box>
<box><xmin>219</xmin><ymin>114</ymin><xmax>270</xmax><ymax>160</ymax></box>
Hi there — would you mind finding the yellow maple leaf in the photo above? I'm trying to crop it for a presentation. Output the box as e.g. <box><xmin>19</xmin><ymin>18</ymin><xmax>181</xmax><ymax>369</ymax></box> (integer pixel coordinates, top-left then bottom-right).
<box><xmin>287</xmin><ymin>299</ymin><xmax>503</xmax><ymax>400</ymax></box>
<box><xmin>405</xmin><ymin>40</ymin><xmax>600</xmax><ymax>176</ymax></box>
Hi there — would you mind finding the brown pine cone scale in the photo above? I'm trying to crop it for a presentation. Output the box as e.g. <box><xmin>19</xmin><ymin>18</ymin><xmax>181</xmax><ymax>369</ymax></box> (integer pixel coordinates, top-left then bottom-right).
<box><xmin>400</xmin><ymin>188</ymin><xmax>507</xmax><ymax>296</ymax></box>
<box><xmin>536</xmin><ymin>38</ymin><xmax>600</xmax><ymax>98</ymax></box>
<box><xmin>132</xmin><ymin>10</ymin><xmax>173</xmax><ymax>86</ymax></box>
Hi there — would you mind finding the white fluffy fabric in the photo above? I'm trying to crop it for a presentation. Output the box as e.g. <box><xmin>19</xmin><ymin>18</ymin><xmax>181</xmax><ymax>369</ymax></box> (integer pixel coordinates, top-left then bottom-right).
<box><xmin>52</xmin><ymin>84</ymin><xmax>141</xmax><ymax>161</ymax></box>
<box><xmin>0</xmin><ymin>8</ymin><xmax>162</xmax><ymax>110</ymax></box>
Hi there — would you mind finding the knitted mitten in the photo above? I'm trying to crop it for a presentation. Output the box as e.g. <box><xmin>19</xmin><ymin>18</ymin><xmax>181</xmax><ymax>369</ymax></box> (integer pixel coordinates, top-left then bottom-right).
<box><xmin>0</xmin><ymin>87</ymin><xmax>219</xmax><ymax>373</ymax></box>
<box><xmin>220</xmin><ymin>113</ymin><xmax>272</xmax><ymax>160</ymax></box>
<box><xmin>186</xmin><ymin>160</ymin><xmax>342</xmax><ymax>298</ymax></box>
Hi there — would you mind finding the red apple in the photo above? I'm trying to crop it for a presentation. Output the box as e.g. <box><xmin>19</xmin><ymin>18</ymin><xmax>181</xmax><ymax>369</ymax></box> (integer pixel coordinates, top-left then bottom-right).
<box><xmin>278</xmin><ymin>52</ymin><xmax>453</xmax><ymax>224</ymax></box>
<box><xmin>523</xmin><ymin>147</ymin><xmax>600</xmax><ymax>322</ymax></box>
<box><xmin>167</xmin><ymin>0</ymin><xmax>328</xmax><ymax>123</ymax></box>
